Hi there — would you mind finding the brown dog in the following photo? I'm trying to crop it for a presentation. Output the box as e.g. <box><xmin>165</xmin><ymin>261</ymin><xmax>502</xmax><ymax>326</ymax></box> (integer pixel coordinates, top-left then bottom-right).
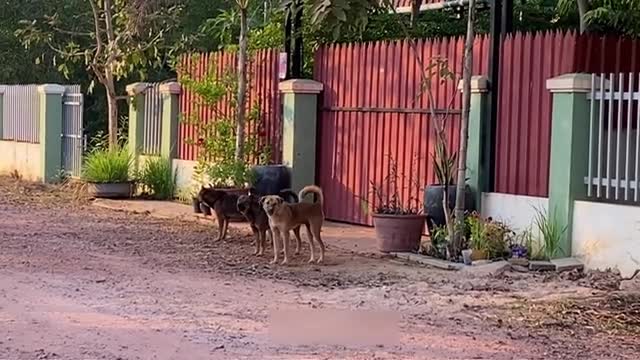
<box><xmin>261</xmin><ymin>185</ymin><xmax>325</xmax><ymax>265</ymax></box>
<box><xmin>198</xmin><ymin>186</ymin><xmax>244</xmax><ymax>241</ymax></box>
<box><xmin>236</xmin><ymin>188</ymin><xmax>302</xmax><ymax>256</ymax></box>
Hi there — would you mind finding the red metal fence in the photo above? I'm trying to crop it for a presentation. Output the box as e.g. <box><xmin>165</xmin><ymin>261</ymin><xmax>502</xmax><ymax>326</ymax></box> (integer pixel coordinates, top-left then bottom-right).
<box><xmin>177</xmin><ymin>49</ymin><xmax>282</xmax><ymax>162</ymax></box>
<box><xmin>494</xmin><ymin>31</ymin><xmax>640</xmax><ymax>197</ymax></box>
<box><xmin>314</xmin><ymin>36</ymin><xmax>490</xmax><ymax>226</ymax></box>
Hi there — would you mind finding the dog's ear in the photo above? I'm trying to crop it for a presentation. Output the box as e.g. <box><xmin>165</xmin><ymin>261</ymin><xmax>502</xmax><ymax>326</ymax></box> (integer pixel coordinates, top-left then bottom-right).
<box><xmin>277</xmin><ymin>197</ymin><xmax>284</xmax><ymax>204</ymax></box>
<box><xmin>259</xmin><ymin>196</ymin><xmax>267</xmax><ymax>206</ymax></box>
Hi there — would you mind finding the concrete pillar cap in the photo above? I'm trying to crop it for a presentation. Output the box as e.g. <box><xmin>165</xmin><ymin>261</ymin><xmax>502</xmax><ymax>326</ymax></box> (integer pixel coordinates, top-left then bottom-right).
<box><xmin>126</xmin><ymin>82</ymin><xmax>150</xmax><ymax>96</ymax></box>
<box><xmin>38</xmin><ymin>84</ymin><xmax>66</xmax><ymax>95</ymax></box>
<box><xmin>279</xmin><ymin>79</ymin><xmax>323</xmax><ymax>94</ymax></box>
<box><xmin>547</xmin><ymin>73</ymin><xmax>609</xmax><ymax>93</ymax></box>
<box><xmin>159</xmin><ymin>82</ymin><xmax>181</xmax><ymax>95</ymax></box>
<box><xmin>457</xmin><ymin>76</ymin><xmax>490</xmax><ymax>93</ymax></box>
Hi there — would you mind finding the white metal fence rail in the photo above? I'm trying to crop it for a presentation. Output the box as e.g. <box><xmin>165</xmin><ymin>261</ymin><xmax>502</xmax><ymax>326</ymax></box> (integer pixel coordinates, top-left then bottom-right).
<box><xmin>1</xmin><ymin>85</ymin><xmax>39</xmax><ymax>143</ymax></box>
<box><xmin>586</xmin><ymin>73</ymin><xmax>640</xmax><ymax>202</ymax></box>
<box><xmin>142</xmin><ymin>83</ymin><xmax>163</xmax><ymax>155</ymax></box>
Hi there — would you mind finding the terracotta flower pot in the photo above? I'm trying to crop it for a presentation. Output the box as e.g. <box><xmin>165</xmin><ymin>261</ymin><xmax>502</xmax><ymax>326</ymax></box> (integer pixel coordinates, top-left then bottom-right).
<box><xmin>372</xmin><ymin>213</ymin><xmax>426</xmax><ymax>253</ymax></box>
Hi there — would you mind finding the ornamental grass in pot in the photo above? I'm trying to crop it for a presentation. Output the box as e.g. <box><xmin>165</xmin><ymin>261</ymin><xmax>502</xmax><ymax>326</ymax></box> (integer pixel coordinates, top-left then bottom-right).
<box><xmin>361</xmin><ymin>157</ymin><xmax>425</xmax><ymax>253</ymax></box>
<box><xmin>82</xmin><ymin>135</ymin><xmax>133</xmax><ymax>199</ymax></box>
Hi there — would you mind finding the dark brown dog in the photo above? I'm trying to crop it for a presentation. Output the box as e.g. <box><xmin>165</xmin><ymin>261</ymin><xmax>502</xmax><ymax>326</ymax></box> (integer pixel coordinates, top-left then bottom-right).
<box><xmin>237</xmin><ymin>188</ymin><xmax>302</xmax><ymax>256</ymax></box>
<box><xmin>198</xmin><ymin>186</ymin><xmax>244</xmax><ymax>241</ymax></box>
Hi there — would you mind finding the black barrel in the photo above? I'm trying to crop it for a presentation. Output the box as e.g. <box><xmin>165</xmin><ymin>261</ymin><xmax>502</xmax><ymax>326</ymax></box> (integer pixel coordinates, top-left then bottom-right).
<box><xmin>251</xmin><ymin>165</ymin><xmax>292</xmax><ymax>195</ymax></box>
<box><xmin>424</xmin><ymin>184</ymin><xmax>475</xmax><ymax>234</ymax></box>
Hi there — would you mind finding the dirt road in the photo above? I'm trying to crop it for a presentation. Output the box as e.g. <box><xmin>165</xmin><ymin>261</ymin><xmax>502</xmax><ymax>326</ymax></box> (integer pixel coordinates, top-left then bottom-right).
<box><xmin>0</xmin><ymin>178</ymin><xmax>638</xmax><ymax>359</ymax></box>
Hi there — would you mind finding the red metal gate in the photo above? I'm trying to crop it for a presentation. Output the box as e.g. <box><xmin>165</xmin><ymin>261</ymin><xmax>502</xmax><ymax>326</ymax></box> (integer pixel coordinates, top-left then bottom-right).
<box><xmin>314</xmin><ymin>37</ymin><xmax>490</xmax><ymax>226</ymax></box>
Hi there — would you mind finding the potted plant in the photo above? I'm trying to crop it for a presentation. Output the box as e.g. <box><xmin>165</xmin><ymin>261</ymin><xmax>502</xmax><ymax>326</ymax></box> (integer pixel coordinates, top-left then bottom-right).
<box><xmin>362</xmin><ymin>157</ymin><xmax>425</xmax><ymax>253</ymax></box>
<box><xmin>424</xmin><ymin>139</ymin><xmax>476</xmax><ymax>235</ymax></box>
<box><xmin>82</xmin><ymin>135</ymin><xmax>133</xmax><ymax>199</ymax></box>
<box><xmin>466</xmin><ymin>212</ymin><xmax>513</xmax><ymax>261</ymax></box>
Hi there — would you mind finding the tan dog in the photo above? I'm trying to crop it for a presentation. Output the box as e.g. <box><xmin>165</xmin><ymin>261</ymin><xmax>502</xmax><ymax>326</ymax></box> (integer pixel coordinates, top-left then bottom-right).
<box><xmin>261</xmin><ymin>185</ymin><xmax>325</xmax><ymax>265</ymax></box>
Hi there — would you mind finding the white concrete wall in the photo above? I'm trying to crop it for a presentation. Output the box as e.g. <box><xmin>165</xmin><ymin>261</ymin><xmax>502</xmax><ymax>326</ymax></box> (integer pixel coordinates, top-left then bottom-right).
<box><xmin>481</xmin><ymin>192</ymin><xmax>549</xmax><ymax>232</ymax></box>
<box><xmin>173</xmin><ymin>158</ymin><xmax>197</xmax><ymax>192</ymax></box>
<box><xmin>0</xmin><ymin>141</ymin><xmax>41</xmax><ymax>181</ymax></box>
<box><xmin>573</xmin><ymin>200</ymin><xmax>640</xmax><ymax>277</ymax></box>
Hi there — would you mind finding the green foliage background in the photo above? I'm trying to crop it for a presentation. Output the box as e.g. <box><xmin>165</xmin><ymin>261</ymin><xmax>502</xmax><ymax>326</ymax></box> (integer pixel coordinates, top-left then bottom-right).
<box><xmin>4</xmin><ymin>0</ymin><xmax>637</xmax><ymax>139</ymax></box>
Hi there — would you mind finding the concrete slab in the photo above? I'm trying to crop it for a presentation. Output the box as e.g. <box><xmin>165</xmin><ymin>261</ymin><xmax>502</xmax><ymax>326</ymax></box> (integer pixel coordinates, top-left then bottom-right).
<box><xmin>529</xmin><ymin>260</ymin><xmax>555</xmax><ymax>272</ymax></box>
<box><xmin>551</xmin><ymin>257</ymin><xmax>585</xmax><ymax>272</ymax></box>
<box><xmin>508</xmin><ymin>257</ymin><xmax>529</xmax><ymax>267</ymax></box>
<box><xmin>391</xmin><ymin>252</ymin><xmax>463</xmax><ymax>271</ymax></box>
<box><xmin>462</xmin><ymin>260</ymin><xmax>511</xmax><ymax>277</ymax></box>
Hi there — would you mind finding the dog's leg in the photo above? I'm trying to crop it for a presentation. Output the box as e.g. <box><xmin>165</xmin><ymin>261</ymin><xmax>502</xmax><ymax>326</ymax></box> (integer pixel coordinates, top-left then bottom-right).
<box><xmin>258</xmin><ymin>230</ymin><xmax>267</xmax><ymax>256</ymax></box>
<box><xmin>270</xmin><ymin>228</ymin><xmax>281</xmax><ymax>264</ymax></box>
<box><xmin>220</xmin><ymin>218</ymin><xmax>229</xmax><ymax>241</ymax></box>
<box><xmin>313</xmin><ymin>224</ymin><xmax>325</xmax><ymax>264</ymax></box>
<box><xmin>292</xmin><ymin>226</ymin><xmax>302</xmax><ymax>255</ymax></box>
<box><xmin>252</xmin><ymin>228</ymin><xmax>260</xmax><ymax>255</ymax></box>
<box><xmin>215</xmin><ymin>214</ymin><xmax>225</xmax><ymax>241</ymax></box>
<box><xmin>304</xmin><ymin>224</ymin><xmax>316</xmax><ymax>263</ymax></box>
<box><xmin>281</xmin><ymin>229</ymin><xmax>290</xmax><ymax>265</ymax></box>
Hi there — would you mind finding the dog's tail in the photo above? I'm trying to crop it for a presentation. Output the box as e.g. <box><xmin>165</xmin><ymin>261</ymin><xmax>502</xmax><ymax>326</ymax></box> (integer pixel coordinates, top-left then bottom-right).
<box><xmin>278</xmin><ymin>188</ymin><xmax>299</xmax><ymax>203</ymax></box>
<box><xmin>299</xmin><ymin>185</ymin><xmax>324</xmax><ymax>206</ymax></box>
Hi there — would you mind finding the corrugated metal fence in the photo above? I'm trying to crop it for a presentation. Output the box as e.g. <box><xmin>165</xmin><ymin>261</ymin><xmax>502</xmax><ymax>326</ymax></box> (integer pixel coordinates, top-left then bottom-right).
<box><xmin>62</xmin><ymin>85</ymin><xmax>84</xmax><ymax>177</ymax></box>
<box><xmin>314</xmin><ymin>36</ymin><xmax>490</xmax><ymax>226</ymax></box>
<box><xmin>142</xmin><ymin>83</ymin><xmax>163</xmax><ymax>155</ymax></box>
<box><xmin>1</xmin><ymin>85</ymin><xmax>40</xmax><ymax>143</ymax></box>
<box><xmin>177</xmin><ymin>49</ymin><xmax>282</xmax><ymax>163</ymax></box>
<box><xmin>494</xmin><ymin>31</ymin><xmax>640</xmax><ymax>198</ymax></box>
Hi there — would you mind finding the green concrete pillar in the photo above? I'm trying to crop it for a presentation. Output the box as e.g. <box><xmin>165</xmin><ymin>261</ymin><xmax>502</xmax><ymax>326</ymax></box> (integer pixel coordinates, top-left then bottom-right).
<box><xmin>126</xmin><ymin>82</ymin><xmax>147</xmax><ymax>165</ymax></box>
<box><xmin>460</xmin><ymin>76</ymin><xmax>490</xmax><ymax>210</ymax></box>
<box><xmin>279</xmin><ymin>79</ymin><xmax>323</xmax><ymax>193</ymax></box>
<box><xmin>546</xmin><ymin>73</ymin><xmax>598</xmax><ymax>258</ymax></box>
<box><xmin>159</xmin><ymin>82</ymin><xmax>181</xmax><ymax>160</ymax></box>
<box><xmin>38</xmin><ymin>84</ymin><xmax>65</xmax><ymax>183</ymax></box>
<box><xmin>0</xmin><ymin>86</ymin><xmax>4</xmax><ymax>140</ymax></box>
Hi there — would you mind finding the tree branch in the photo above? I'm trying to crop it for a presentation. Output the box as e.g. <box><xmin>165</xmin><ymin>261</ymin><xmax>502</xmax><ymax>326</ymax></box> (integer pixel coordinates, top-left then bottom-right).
<box><xmin>89</xmin><ymin>0</ymin><xmax>104</xmax><ymax>64</ymax></box>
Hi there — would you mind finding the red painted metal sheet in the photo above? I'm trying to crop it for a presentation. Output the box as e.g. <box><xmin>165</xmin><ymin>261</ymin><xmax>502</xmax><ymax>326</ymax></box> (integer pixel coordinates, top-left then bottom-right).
<box><xmin>177</xmin><ymin>50</ymin><xmax>281</xmax><ymax>163</ymax></box>
<box><xmin>315</xmin><ymin>36</ymin><xmax>489</xmax><ymax>226</ymax></box>
<box><xmin>494</xmin><ymin>31</ymin><xmax>579</xmax><ymax>197</ymax></box>
<box><xmin>493</xmin><ymin>32</ymin><xmax>640</xmax><ymax>198</ymax></box>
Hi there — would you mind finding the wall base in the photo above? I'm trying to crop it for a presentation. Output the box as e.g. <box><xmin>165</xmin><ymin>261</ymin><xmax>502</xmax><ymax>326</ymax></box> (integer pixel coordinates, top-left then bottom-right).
<box><xmin>0</xmin><ymin>141</ymin><xmax>41</xmax><ymax>181</ymax></box>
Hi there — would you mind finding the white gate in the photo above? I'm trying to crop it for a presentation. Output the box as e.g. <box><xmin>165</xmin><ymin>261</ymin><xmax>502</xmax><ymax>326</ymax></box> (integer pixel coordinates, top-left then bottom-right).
<box><xmin>62</xmin><ymin>85</ymin><xmax>84</xmax><ymax>178</ymax></box>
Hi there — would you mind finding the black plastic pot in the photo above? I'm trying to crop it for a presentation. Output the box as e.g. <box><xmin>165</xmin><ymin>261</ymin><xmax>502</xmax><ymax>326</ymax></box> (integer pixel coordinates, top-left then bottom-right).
<box><xmin>424</xmin><ymin>184</ymin><xmax>475</xmax><ymax>234</ymax></box>
<box><xmin>251</xmin><ymin>165</ymin><xmax>291</xmax><ymax>195</ymax></box>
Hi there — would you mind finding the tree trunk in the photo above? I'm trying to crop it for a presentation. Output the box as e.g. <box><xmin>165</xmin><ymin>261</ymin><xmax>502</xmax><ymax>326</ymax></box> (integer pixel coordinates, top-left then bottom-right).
<box><xmin>576</xmin><ymin>0</ymin><xmax>588</xmax><ymax>33</ymax></box>
<box><xmin>235</xmin><ymin>5</ymin><xmax>248</xmax><ymax>162</ymax></box>
<box><xmin>106</xmin><ymin>89</ymin><xmax>118</xmax><ymax>149</ymax></box>
<box><xmin>452</xmin><ymin>0</ymin><xmax>477</xmax><ymax>255</ymax></box>
<box><xmin>410</xmin><ymin>0</ymin><xmax>420</xmax><ymax>28</ymax></box>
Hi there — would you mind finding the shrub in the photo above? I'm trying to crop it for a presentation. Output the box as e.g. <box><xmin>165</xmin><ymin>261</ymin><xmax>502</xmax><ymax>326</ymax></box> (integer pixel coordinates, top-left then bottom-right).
<box><xmin>466</xmin><ymin>212</ymin><xmax>513</xmax><ymax>259</ymax></box>
<box><xmin>138</xmin><ymin>157</ymin><xmax>177</xmax><ymax>200</ymax></box>
<box><xmin>82</xmin><ymin>142</ymin><xmax>132</xmax><ymax>183</ymax></box>
<box><xmin>533</xmin><ymin>206</ymin><xmax>567</xmax><ymax>260</ymax></box>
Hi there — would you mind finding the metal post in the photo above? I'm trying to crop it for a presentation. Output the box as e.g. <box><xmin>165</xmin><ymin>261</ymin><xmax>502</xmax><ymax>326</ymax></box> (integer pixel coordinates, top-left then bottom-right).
<box><xmin>284</xmin><ymin>5</ymin><xmax>292</xmax><ymax>79</ymax></box>
<box><xmin>486</xmin><ymin>0</ymin><xmax>502</xmax><ymax>191</ymax></box>
<box><xmin>291</xmin><ymin>0</ymin><xmax>303</xmax><ymax>78</ymax></box>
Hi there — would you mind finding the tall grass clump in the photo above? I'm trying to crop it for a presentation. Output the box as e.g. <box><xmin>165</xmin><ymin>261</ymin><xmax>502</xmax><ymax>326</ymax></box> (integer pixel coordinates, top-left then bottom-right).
<box><xmin>138</xmin><ymin>157</ymin><xmax>177</xmax><ymax>200</ymax></box>
<box><xmin>82</xmin><ymin>141</ymin><xmax>132</xmax><ymax>183</ymax></box>
<box><xmin>532</xmin><ymin>206</ymin><xmax>568</xmax><ymax>260</ymax></box>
